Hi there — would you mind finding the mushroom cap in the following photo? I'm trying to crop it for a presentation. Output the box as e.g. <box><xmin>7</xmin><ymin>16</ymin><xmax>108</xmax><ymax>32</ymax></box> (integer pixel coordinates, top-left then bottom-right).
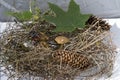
<box><xmin>55</xmin><ymin>36</ymin><xmax>69</xmax><ymax>44</ymax></box>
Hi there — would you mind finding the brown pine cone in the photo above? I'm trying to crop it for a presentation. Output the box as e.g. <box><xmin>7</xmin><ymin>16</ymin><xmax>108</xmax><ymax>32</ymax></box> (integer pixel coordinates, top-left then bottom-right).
<box><xmin>52</xmin><ymin>50</ymin><xmax>91</xmax><ymax>70</ymax></box>
<box><xmin>86</xmin><ymin>16</ymin><xmax>111</xmax><ymax>31</ymax></box>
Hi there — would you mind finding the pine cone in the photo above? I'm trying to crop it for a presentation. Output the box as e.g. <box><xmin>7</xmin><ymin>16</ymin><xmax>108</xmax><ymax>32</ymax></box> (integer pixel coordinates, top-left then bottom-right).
<box><xmin>86</xmin><ymin>16</ymin><xmax>110</xmax><ymax>31</ymax></box>
<box><xmin>52</xmin><ymin>50</ymin><xmax>91</xmax><ymax>70</ymax></box>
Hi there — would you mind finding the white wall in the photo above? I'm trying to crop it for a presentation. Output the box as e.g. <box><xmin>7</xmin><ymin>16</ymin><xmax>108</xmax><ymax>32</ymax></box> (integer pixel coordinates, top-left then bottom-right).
<box><xmin>77</xmin><ymin>0</ymin><xmax>120</xmax><ymax>18</ymax></box>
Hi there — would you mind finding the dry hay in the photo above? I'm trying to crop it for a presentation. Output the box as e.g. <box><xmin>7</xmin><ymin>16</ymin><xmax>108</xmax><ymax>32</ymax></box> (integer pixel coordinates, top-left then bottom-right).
<box><xmin>0</xmin><ymin>16</ymin><xmax>116</xmax><ymax>80</ymax></box>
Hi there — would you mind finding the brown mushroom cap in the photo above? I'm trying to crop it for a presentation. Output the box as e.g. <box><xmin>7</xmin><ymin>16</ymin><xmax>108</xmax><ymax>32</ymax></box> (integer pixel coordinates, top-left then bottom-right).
<box><xmin>55</xmin><ymin>36</ymin><xmax>69</xmax><ymax>44</ymax></box>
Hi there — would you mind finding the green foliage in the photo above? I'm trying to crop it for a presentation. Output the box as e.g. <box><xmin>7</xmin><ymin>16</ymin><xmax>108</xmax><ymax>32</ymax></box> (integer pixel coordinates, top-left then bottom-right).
<box><xmin>8</xmin><ymin>11</ymin><xmax>33</xmax><ymax>22</ymax></box>
<box><xmin>33</xmin><ymin>7</ymin><xmax>41</xmax><ymax>21</ymax></box>
<box><xmin>44</xmin><ymin>0</ymin><xmax>91</xmax><ymax>32</ymax></box>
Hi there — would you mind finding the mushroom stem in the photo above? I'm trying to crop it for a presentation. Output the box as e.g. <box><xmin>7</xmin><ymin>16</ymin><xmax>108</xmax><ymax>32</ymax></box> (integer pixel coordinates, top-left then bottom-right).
<box><xmin>59</xmin><ymin>44</ymin><xmax>63</xmax><ymax>50</ymax></box>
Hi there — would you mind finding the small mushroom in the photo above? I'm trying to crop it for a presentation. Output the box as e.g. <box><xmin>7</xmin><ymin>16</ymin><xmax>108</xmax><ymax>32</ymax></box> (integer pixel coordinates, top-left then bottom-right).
<box><xmin>55</xmin><ymin>36</ymin><xmax>69</xmax><ymax>44</ymax></box>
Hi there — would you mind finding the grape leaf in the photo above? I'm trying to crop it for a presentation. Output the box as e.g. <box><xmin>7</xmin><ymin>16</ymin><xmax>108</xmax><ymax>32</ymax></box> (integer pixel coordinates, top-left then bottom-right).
<box><xmin>44</xmin><ymin>0</ymin><xmax>91</xmax><ymax>32</ymax></box>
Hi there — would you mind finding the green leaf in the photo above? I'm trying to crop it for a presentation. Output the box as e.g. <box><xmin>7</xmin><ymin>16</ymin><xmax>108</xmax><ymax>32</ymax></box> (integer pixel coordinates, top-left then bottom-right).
<box><xmin>8</xmin><ymin>11</ymin><xmax>33</xmax><ymax>22</ymax></box>
<box><xmin>44</xmin><ymin>0</ymin><xmax>91</xmax><ymax>32</ymax></box>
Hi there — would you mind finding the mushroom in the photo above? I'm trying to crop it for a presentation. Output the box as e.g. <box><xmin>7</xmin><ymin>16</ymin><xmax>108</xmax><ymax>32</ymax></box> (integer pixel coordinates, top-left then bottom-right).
<box><xmin>55</xmin><ymin>36</ymin><xmax>69</xmax><ymax>49</ymax></box>
<box><xmin>55</xmin><ymin>36</ymin><xmax>69</xmax><ymax>44</ymax></box>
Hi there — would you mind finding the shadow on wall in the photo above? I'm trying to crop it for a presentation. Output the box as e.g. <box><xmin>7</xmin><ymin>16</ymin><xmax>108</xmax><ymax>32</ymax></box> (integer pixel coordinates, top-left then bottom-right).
<box><xmin>0</xmin><ymin>0</ymin><xmax>29</xmax><ymax>22</ymax></box>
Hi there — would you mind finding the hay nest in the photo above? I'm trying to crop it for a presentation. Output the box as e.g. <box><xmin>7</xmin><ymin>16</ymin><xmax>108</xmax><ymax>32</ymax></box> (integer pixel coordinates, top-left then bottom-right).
<box><xmin>0</xmin><ymin>16</ymin><xmax>116</xmax><ymax>80</ymax></box>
